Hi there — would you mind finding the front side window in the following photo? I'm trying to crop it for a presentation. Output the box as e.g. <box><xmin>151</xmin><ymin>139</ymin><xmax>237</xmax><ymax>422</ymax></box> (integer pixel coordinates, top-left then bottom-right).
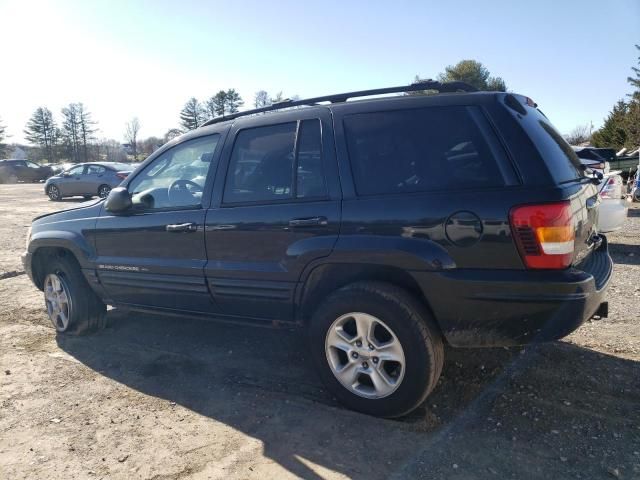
<box><xmin>26</xmin><ymin>161</ymin><xmax>41</xmax><ymax>169</ymax></box>
<box><xmin>223</xmin><ymin>119</ymin><xmax>325</xmax><ymax>204</ymax></box>
<box><xmin>127</xmin><ymin>134</ymin><xmax>220</xmax><ymax>210</ymax></box>
<box><xmin>66</xmin><ymin>165</ymin><xmax>84</xmax><ymax>176</ymax></box>
<box><xmin>344</xmin><ymin>106</ymin><xmax>506</xmax><ymax>196</ymax></box>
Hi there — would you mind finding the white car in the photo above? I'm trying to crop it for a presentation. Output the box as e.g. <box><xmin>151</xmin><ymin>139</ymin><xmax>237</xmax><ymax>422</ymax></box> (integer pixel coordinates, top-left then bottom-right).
<box><xmin>597</xmin><ymin>172</ymin><xmax>628</xmax><ymax>233</ymax></box>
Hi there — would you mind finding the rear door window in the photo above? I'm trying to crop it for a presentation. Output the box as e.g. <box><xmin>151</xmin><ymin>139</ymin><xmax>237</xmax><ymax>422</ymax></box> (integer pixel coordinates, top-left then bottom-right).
<box><xmin>343</xmin><ymin>106</ymin><xmax>509</xmax><ymax>196</ymax></box>
<box><xmin>223</xmin><ymin>119</ymin><xmax>327</xmax><ymax>204</ymax></box>
<box><xmin>86</xmin><ymin>165</ymin><xmax>107</xmax><ymax>175</ymax></box>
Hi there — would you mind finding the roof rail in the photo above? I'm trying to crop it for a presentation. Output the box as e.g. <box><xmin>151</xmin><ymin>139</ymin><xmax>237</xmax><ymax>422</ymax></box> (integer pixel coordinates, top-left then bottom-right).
<box><xmin>201</xmin><ymin>80</ymin><xmax>478</xmax><ymax>127</ymax></box>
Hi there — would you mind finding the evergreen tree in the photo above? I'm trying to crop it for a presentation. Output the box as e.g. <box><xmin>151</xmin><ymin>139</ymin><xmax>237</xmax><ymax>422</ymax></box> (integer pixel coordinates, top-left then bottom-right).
<box><xmin>180</xmin><ymin>98</ymin><xmax>205</xmax><ymax>130</ymax></box>
<box><xmin>61</xmin><ymin>103</ymin><xmax>81</xmax><ymax>162</ymax></box>
<box><xmin>224</xmin><ymin>89</ymin><xmax>244</xmax><ymax>114</ymax></box>
<box><xmin>437</xmin><ymin>59</ymin><xmax>507</xmax><ymax>91</ymax></box>
<box><xmin>24</xmin><ymin>107</ymin><xmax>57</xmax><ymax>161</ymax></box>
<box><xmin>77</xmin><ymin>103</ymin><xmax>97</xmax><ymax>162</ymax></box>
<box><xmin>591</xmin><ymin>101</ymin><xmax>628</xmax><ymax>148</ymax></box>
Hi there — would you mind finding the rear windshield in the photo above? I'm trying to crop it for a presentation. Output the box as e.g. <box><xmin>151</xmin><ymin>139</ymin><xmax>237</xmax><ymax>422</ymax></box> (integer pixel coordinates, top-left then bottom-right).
<box><xmin>507</xmin><ymin>101</ymin><xmax>583</xmax><ymax>183</ymax></box>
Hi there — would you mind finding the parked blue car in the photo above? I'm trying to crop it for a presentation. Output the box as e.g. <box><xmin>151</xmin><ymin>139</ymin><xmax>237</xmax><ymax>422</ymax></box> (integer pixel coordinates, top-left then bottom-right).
<box><xmin>44</xmin><ymin>162</ymin><xmax>134</xmax><ymax>201</ymax></box>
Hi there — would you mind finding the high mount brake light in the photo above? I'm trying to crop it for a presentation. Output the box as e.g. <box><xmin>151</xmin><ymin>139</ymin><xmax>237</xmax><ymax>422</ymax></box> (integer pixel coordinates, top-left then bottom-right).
<box><xmin>510</xmin><ymin>202</ymin><xmax>575</xmax><ymax>269</ymax></box>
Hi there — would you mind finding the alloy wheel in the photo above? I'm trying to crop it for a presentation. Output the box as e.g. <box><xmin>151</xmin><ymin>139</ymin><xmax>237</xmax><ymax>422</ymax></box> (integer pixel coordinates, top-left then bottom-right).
<box><xmin>98</xmin><ymin>185</ymin><xmax>111</xmax><ymax>198</ymax></box>
<box><xmin>325</xmin><ymin>312</ymin><xmax>406</xmax><ymax>399</ymax></box>
<box><xmin>48</xmin><ymin>185</ymin><xmax>60</xmax><ymax>200</ymax></box>
<box><xmin>44</xmin><ymin>273</ymin><xmax>72</xmax><ymax>331</ymax></box>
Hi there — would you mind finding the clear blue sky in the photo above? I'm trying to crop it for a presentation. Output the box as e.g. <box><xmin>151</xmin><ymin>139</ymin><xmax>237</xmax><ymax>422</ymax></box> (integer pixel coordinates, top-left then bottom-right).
<box><xmin>1</xmin><ymin>0</ymin><xmax>638</xmax><ymax>143</ymax></box>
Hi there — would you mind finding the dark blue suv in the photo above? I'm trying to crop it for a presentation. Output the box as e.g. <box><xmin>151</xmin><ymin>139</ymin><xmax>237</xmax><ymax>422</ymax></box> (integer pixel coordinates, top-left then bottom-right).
<box><xmin>22</xmin><ymin>82</ymin><xmax>612</xmax><ymax>417</ymax></box>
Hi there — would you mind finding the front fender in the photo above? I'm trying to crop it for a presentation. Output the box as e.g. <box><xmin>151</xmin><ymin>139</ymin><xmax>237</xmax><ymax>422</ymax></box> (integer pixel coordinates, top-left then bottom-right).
<box><xmin>29</xmin><ymin>230</ymin><xmax>95</xmax><ymax>268</ymax></box>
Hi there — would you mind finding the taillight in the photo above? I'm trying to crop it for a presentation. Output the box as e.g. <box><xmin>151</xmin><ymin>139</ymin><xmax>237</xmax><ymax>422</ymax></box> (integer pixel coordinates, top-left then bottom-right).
<box><xmin>600</xmin><ymin>176</ymin><xmax>622</xmax><ymax>199</ymax></box>
<box><xmin>510</xmin><ymin>202</ymin><xmax>575</xmax><ymax>269</ymax></box>
<box><xmin>116</xmin><ymin>172</ymin><xmax>128</xmax><ymax>180</ymax></box>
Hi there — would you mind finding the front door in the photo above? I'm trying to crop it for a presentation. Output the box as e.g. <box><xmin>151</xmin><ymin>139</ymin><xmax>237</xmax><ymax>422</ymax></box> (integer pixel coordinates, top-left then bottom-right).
<box><xmin>59</xmin><ymin>165</ymin><xmax>86</xmax><ymax>196</ymax></box>
<box><xmin>205</xmin><ymin>112</ymin><xmax>341</xmax><ymax>321</ymax></box>
<box><xmin>94</xmin><ymin>133</ymin><xmax>225</xmax><ymax>313</ymax></box>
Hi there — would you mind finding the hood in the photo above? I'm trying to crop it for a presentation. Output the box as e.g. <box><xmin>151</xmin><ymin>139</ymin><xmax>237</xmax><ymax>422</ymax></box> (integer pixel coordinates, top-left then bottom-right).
<box><xmin>33</xmin><ymin>198</ymin><xmax>104</xmax><ymax>223</ymax></box>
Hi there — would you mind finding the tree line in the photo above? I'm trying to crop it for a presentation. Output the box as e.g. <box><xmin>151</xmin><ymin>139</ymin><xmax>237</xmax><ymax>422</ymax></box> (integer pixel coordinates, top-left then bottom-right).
<box><xmin>177</xmin><ymin>88</ymin><xmax>296</xmax><ymax>132</ymax></box>
<box><xmin>9</xmin><ymin>105</ymin><xmax>167</xmax><ymax>164</ymax></box>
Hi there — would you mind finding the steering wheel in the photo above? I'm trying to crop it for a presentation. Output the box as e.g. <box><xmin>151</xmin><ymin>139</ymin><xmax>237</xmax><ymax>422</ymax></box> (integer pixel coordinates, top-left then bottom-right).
<box><xmin>168</xmin><ymin>179</ymin><xmax>203</xmax><ymax>204</ymax></box>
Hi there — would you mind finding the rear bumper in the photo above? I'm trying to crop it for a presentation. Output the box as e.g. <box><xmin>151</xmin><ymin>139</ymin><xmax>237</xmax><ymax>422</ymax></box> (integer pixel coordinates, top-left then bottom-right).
<box><xmin>21</xmin><ymin>251</ymin><xmax>34</xmax><ymax>282</ymax></box>
<box><xmin>416</xmin><ymin>236</ymin><xmax>613</xmax><ymax>348</ymax></box>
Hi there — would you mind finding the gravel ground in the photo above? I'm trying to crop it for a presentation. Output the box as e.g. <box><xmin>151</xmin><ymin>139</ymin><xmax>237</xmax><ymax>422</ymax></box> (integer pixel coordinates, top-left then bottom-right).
<box><xmin>0</xmin><ymin>184</ymin><xmax>639</xmax><ymax>479</ymax></box>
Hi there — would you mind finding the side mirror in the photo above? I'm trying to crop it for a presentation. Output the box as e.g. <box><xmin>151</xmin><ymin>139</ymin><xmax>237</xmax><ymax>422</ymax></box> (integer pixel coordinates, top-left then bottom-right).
<box><xmin>62</xmin><ymin>172</ymin><xmax>71</xmax><ymax>177</ymax></box>
<box><xmin>104</xmin><ymin>187</ymin><xmax>132</xmax><ymax>213</ymax></box>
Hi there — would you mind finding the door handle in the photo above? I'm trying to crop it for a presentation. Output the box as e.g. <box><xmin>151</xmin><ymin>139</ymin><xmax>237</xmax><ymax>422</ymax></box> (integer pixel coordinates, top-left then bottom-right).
<box><xmin>166</xmin><ymin>222</ymin><xmax>198</xmax><ymax>232</ymax></box>
<box><xmin>288</xmin><ymin>216</ymin><xmax>328</xmax><ymax>227</ymax></box>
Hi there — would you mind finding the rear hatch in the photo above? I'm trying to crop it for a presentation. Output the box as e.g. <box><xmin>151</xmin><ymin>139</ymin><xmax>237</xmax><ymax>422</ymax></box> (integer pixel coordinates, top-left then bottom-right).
<box><xmin>504</xmin><ymin>95</ymin><xmax>600</xmax><ymax>267</ymax></box>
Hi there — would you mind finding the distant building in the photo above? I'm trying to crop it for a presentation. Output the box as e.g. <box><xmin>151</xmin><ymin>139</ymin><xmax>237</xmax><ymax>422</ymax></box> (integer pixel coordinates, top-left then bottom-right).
<box><xmin>10</xmin><ymin>146</ymin><xmax>27</xmax><ymax>159</ymax></box>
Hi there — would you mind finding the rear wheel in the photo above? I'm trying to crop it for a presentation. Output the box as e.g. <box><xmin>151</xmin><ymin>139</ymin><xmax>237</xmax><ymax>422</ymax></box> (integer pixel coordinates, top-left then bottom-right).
<box><xmin>98</xmin><ymin>184</ymin><xmax>111</xmax><ymax>198</ymax></box>
<box><xmin>42</xmin><ymin>254</ymin><xmax>106</xmax><ymax>335</ymax></box>
<box><xmin>309</xmin><ymin>281</ymin><xmax>444</xmax><ymax>418</ymax></box>
<box><xmin>47</xmin><ymin>184</ymin><xmax>62</xmax><ymax>201</ymax></box>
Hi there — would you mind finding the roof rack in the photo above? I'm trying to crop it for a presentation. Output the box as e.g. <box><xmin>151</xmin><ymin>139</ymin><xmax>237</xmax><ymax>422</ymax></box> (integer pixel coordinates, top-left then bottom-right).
<box><xmin>201</xmin><ymin>80</ymin><xmax>478</xmax><ymax>127</ymax></box>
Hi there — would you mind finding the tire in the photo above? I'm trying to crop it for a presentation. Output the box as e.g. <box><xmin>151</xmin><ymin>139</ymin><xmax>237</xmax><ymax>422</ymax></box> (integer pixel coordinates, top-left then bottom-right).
<box><xmin>41</xmin><ymin>254</ymin><xmax>107</xmax><ymax>335</ymax></box>
<box><xmin>98</xmin><ymin>184</ymin><xmax>111</xmax><ymax>198</ymax></box>
<box><xmin>309</xmin><ymin>281</ymin><xmax>444</xmax><ymax>418</ymax></box>
<box><xmin>47</xmin><ymin>184</ymin><xmax>62</xmax><ymax>201</ymax></box>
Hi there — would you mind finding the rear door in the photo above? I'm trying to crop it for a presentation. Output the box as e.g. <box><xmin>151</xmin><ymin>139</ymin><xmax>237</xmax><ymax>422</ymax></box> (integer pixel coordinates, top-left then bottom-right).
<box><xmin>94</xmin><ymin>132</ymin><xmax>226</xmax><ymax>313</ymax></box>
<box><xmin>204</xmin><ymin>109</ymin><xmax>341</xmax><ymax>321</ymax></box>
<box><xmin>82</xmin><ymin>164</ymin><xmax>108</xmax><ymax>195</ymax></box>
<box><xmin>333</xmin><ymin>100</ymin><xmax>523</xmax><ymax>270</ymax></box>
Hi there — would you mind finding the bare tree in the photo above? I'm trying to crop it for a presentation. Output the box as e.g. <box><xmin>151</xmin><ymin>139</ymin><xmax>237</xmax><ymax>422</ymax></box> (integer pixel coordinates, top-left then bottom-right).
<box><xmin>164</xmin><ymin>128</ymin><xmax>183</xmax><ymax>143</ymax></box>
<box><xmin>254</xmin><ymin>90</ymin><xmax>270</xmax><ymax>108</ymax></box>
<box><xmin>124</xmin><ymin>118</ymin><xmax>141</xmax><ymax>161</ymax></box>
<box><xmin>0</xmin><ymin>116</ymin><xmax>7</xmax><ymax>156</ymax></box>
<box><xmin>565</xmin><ymin>124</ymin><xmax>592</xmax><ymax>146</ymax></box>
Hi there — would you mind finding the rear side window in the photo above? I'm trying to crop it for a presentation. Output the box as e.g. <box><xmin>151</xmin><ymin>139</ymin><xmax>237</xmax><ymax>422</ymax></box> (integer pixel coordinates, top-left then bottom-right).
<box><xmin>504</xmin><ymin>100</ymin><xmax>583</xmax><ymax>183</ymax></box>
<box><xmin>344</xmin><ymin>106</ymin><xmax>506</xmax><ymax>196</ymax></box>
<box><xmin>224</xmin><ymin>120</ymin><xmax>326</xmax><ymax>204</ymax></box>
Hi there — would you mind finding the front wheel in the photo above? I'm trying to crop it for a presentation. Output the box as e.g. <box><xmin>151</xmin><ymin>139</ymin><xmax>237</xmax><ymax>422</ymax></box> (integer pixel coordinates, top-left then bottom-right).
<box><xmin>47</xmin><ymin>185</ymin><xmax>62</xmax><ymax>201</ymax></box>
<box><xmin>42</xmin><ymin>254</ymin><xmax>107</xmax><ymax>335</ymax></box>
<box><xmin>309</xmin><ymin>281</ymin><xmax>444</xmax><ymax>418</ymax></box>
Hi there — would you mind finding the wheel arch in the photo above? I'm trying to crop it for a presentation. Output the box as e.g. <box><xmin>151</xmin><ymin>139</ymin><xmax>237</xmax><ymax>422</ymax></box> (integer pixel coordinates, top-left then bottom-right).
<box><xmin>29</xmin><ymin>234</ymin><xmax>94</xmax><ymax>289</ymax></box>
<box><xmin>295</xmin><ymin>262</ymin><xmax>440</xmax><ymax>331</ymax></box>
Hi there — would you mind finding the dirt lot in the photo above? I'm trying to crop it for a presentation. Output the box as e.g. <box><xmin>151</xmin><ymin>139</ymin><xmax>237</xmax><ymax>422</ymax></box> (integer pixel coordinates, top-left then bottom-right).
<box><xmin>1</xmin><ymin>184</ymin><xmax>639</xmax><ymax>479</ymax></box>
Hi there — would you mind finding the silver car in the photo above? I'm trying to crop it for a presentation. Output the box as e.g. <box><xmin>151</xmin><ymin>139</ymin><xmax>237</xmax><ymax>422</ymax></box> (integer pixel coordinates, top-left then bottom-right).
<box><xmin>44</xmin><ymin>162</ymin><xmax>134</xmax><ymax>201</ymax></box>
